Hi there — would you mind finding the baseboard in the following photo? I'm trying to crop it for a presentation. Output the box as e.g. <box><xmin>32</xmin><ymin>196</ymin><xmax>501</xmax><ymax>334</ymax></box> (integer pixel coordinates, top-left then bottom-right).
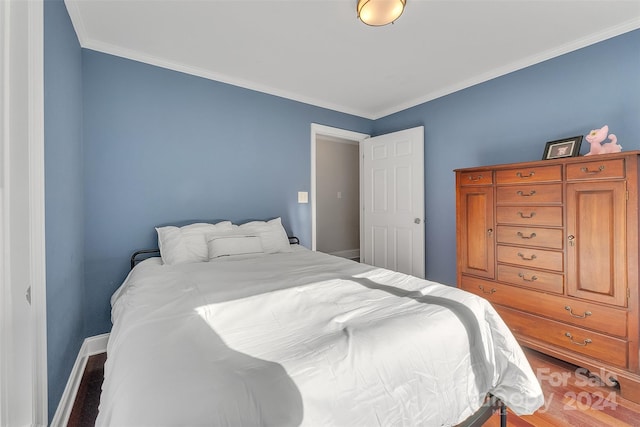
<box><xmin>50</xmin><ymin>333</ymin><xmax>109</xmax><ymax>427</ymax></box>
<box><xmin>330</xmin><ymin>248</ymin><xmax>360</xmax><ymax>260</ymax></box>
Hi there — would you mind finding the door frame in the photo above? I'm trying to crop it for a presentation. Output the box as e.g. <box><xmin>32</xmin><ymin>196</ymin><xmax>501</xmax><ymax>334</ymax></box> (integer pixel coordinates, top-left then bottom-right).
<box><xmin>310</xmin><ymin>124</ymin><xmax>369</xmax><ymax>251</ymax></box>
<box><xmin>0</xmin><ymin>0</ymin><xmax>48</xmax><ymax>425</ymax></box>
<box><xmin>29</xmin><ymin>0</ymin><xmax>48</xmax><ymax>423</ymax></box>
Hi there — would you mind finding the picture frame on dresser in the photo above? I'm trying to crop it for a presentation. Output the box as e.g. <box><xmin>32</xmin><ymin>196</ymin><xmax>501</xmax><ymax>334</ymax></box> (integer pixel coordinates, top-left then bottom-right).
<box><xmin>542</xmin><ymin>136</ymin><xmax>583</xmax><ymax>160</ymax></box>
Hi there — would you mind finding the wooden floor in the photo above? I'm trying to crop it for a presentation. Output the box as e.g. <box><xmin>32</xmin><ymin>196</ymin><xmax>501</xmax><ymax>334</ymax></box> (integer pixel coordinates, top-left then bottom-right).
<box><xmin>69</xmin><ymin>348</ymin><xmax>640</xmax><ymax>427</ymax></box>
<box><xmin>484</xmin><ymin>349</ymin><xmax>640</xmax><ymax>426</ymax></box>
<box><xmin>68</xmin><ymin>352</ymin><xmax>106</xmax><ymax>427</ymax></box>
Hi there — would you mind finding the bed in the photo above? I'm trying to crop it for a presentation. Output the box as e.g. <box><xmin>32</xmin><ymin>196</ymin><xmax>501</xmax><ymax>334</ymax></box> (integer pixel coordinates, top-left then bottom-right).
<box><xmin>96</xmin><ymin>219</ymin><xmax>544</xmax><ymax>426</ymax></box>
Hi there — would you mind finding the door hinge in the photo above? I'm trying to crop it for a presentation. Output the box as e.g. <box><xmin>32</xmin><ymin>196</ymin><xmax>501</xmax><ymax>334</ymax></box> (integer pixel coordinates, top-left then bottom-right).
<box><xmin>628</xmin><ymin>287</ymin><xmax>631</xmax><ymax>300</ymax></box>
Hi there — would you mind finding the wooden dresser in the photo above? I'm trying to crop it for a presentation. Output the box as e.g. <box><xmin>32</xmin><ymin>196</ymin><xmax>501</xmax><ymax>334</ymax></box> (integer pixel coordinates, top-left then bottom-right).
<box><xmin>455</xmin><ymin>151</ymin><xmax>640</xmax><ymax>403</ymax></box>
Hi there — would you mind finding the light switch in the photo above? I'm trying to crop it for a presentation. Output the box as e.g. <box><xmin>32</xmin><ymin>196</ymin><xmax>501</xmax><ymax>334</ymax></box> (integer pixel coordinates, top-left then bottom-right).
<box><xmin>337</xmin><ymin>191</ymin><xmax>342</xmax><ymax>199</ymax></box>
<box><xmin>298</xmin><ymin>191</ymin><xmax>309</xmax><ymax>203</ymax></box>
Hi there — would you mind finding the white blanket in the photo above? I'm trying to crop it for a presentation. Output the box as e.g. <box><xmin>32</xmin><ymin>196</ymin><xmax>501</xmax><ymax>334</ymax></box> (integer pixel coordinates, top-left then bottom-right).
<box><xmin>97</xmin><ymin>247</ymin><xmax>543</xmax><ymax>426</ymax></box>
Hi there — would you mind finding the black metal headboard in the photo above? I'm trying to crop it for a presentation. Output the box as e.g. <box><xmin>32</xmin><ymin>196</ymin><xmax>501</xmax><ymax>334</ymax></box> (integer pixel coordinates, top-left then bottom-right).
<box><xmin>130</xmin><ymin>236</ymin><xmax>300</xmax><ymax>270</ymax></box>
<box><xmin>130</xmin><ymin>249</ymin><xmax>161</xmax><ymax>270</ymax></box>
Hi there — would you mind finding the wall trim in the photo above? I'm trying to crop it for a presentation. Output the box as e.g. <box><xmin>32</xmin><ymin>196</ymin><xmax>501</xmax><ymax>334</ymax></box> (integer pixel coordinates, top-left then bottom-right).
<box><xmin>28</xmin><ymin>0</ymin><xmax>48</xmax><ymax>424</ymax></box>
<box><xmin>0</xmin><ymin>1</ymin><xmax>8</xmax><ymax>424</ymax></box>
<box><xmin>50</xmin><ymin>333</ymin><xmax>109</xmax><ymax>427</ymax></box>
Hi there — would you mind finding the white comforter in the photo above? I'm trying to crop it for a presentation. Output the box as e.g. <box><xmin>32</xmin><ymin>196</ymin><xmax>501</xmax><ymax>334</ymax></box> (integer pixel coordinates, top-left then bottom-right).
<box><xmin>96</xmin><ymin>247</ymin><xmax>543</xmax><ymax>426</ymax></box>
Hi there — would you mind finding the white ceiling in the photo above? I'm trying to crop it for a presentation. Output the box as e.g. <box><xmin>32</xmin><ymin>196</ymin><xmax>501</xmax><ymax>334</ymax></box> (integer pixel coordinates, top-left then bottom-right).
<box><xmin>65</xmin><ymin>0</ymin><xmax>640</xmax><ymax>119</ymax></box>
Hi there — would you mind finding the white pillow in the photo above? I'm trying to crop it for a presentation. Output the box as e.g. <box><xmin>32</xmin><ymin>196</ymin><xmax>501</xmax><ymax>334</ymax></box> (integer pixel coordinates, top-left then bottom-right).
<box><xmin>207</xmin><ymin>235</ymin><xmax>263</xmax><ymax>259</ymax></box>
<box><xmin>238</xmin><ymin>217</ymin><xmax>292</xmax><ymax>254</ymax></box>
<box><xmin>156</xmin><ymin>221</ymin><xmax>233</xmax><ymax>265</ymax></box>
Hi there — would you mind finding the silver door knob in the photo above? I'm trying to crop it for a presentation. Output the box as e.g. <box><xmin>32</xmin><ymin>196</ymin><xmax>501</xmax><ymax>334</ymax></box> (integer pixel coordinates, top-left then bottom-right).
<box><xmin>414</xmin><ymin>218</ymin><xmax>421</xmax><ymax>224</ymax></box>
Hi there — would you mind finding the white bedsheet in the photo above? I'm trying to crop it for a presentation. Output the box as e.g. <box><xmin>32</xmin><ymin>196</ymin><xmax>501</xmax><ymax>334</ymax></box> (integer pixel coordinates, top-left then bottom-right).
<box><xmin>96</xmin><ymin>246</ymin><xmax>543</xmax><ymax>426</ymax></box>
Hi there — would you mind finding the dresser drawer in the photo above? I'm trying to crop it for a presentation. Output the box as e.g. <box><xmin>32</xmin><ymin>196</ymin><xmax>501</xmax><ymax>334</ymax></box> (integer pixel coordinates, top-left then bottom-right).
<box><xmin>497</xmin><ymin>264</ymin><xmax>564</xmax><ymax>293</ymax></box>
<box><xmin>566</xmin><ymin>159</ymin><xmax>625</xmax><ymax>181</ymax></box>
<box><xmin>497</xmin><ymin>245</ymin><xmax>563</xmax><ymax>271</ymax></box>
<box><xmin>496</xmin><ymin>226</ymin><xmax>563</xmax><ymax>249</ymax></box>
<box><xmin>462</xmin><ymin>276</ymin><xmax>628</xmax><ymax>337</ymax></box>
<box><xmin>496</xmin><ymin>184</ymin><xmax>562</xmax><ymax>205</ymax></box>
<box><xmin>459</xmin><ymin>170</ymin><xmax>493</xmax><ymax>185</ymax></box>
<box><xmin>497</xmin><ymin>306</ymin><xmax>628</xmax><ymax>368</ymax></box>
<box><xmin>496</xmin><ymin>165</ymin><xmax>562</xmax><ymax>184</ymax></box>
<box><xmin>496</xmin><ymin>206</ymin><xmax>563</xmax><ymax>226</ymax></box>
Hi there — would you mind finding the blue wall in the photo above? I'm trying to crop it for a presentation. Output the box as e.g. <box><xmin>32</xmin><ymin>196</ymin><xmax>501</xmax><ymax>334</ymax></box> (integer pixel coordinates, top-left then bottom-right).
<box><xmin>44</xmin><ymin>0</ymin><xmax>85</xmax><ymax>421</ymax></box>
<box><xmin>81</xmin><ymin>51</ymin><xmax>373</xmax><ymax>337</ymax></box>
<box><xmin>374</xmin><ymin>29</ymin><xmax>640</xmax><ymax>286</ymax></box>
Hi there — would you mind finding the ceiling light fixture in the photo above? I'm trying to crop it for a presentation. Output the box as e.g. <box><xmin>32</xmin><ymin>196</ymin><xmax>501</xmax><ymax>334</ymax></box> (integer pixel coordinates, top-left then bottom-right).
<box><xmin>357</xmin><ymin>0</ymin><xmax>406</xmax><ymax>26</ymax></box>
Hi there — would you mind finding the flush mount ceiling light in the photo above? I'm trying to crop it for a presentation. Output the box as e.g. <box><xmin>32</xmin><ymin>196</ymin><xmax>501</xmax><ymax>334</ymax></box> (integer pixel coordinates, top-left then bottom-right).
<box><xmin>357</xmin><ymin>0</ymin><xmax>406</xmax><ymax>26</ymax></box>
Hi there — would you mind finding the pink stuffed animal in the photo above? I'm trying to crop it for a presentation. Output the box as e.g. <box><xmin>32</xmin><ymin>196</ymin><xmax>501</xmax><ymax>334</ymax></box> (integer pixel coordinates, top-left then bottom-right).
<box><xmin>584</xmin><ymin>125</ymin><xmax>622</xmax><ymax>156</ymax></box>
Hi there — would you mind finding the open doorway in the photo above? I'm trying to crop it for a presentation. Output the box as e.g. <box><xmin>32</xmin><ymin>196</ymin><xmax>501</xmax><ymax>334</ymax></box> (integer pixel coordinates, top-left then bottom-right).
<box><xmin>310</xmin><ymin>124</ymin><xmax>368</xmax><ymax>257</ymax></box>
<box><xmin>316</xmin><ymin>136</ymin><xmax>360</xmax><ymax>259</ymax></box>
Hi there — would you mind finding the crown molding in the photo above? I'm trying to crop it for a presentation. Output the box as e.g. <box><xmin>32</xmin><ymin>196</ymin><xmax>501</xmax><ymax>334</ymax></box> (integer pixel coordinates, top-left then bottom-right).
<box><xmin>79</xmin><ymin>36</ymin><xmax>378</xmax><ymax>119</ymax></box>
<box><xmin>373</xmin><ymin>18</ymin><xmax>640</xmax><ymax>119</ymax></box>
<box><xmin>63</xmin><ymin>0</ymin><xmax>640</xmax><ymax>121</ymax></box>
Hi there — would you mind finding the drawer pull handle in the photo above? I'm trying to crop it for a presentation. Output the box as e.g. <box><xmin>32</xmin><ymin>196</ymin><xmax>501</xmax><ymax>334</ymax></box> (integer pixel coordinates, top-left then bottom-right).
<box><xmin>467</xmin><ymin>175</ymin><xmax>483</xmax><ymax>181</ymax></box>
<box><xmin>564</xmin><ymin>332</ymin><xmax>592</xmax><ymax>346</ymax></box>
<box><xmin>478</xmin><ymin>285</ymin><xmax>496</xmax><ymax>295</ymax></box>
<box><xmin>517</xmin><ymin>252</ymin><xmax>537</xmax><ymax>261</ymax></box>
<box><xmin>564</xmin><ymin>306</ymin><xmax>592</xmax><ymax>319</ymax></box>
<box><xmin>580</xmin><ymin>165</ymin><xmax>605</xmax><ymax>174</ymax></box>
<box><xmin>516</xmin><ymin>190</ymin><xmax>536</xmax><ymax>197</ymax></box>
<box><xmin>516</xmin><ymin>171</ymin><xmax>535</xmax><ymax>178</ymax></box>
<box><xmin>517</xmin><ymin>211</ymin><xmax>536</xmax><ymax>219</ymax></box>
<box><xmin>518</xmin><ymin>272</ymin><xmax>537</xmax><ymax>282</ymax></box>
<box><xmin>516</xmin><ymin>231</ymin><xmax>536</xmax><ymax>239</ymax></box>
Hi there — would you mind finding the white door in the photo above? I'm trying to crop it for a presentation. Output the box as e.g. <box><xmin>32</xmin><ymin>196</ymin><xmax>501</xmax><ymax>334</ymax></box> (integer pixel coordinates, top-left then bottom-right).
<box><xmin>361</xmin><ymin>126</ymin><xmax>425</xmax><ymax>278</ymax></box>
<box><xmin>1</xmin><ymin>0</ymin><xmax>47</xmax><ymax>425</ymax></box>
